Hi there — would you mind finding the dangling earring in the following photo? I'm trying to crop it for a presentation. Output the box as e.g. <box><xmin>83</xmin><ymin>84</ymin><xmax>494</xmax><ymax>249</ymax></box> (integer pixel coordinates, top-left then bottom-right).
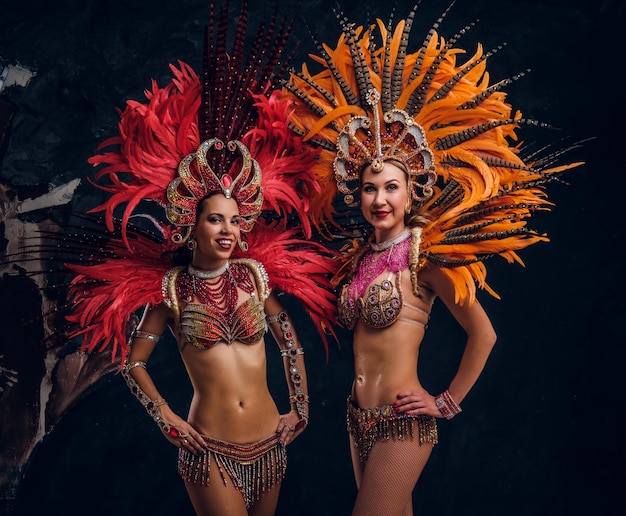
<box><xmin>187</xmin><ymin>238</ymin><xmax>197</xmax><ymax>251</ymax></box>
<box><xmin>405</xmin><ymin>182</ymin><xmax>412</xmax><ymax>215</ymax></box>
<box><xmin>238</xmin><ymin>237</ymin><xmax>248</xmax><ymax>252</ymax></box>
<box><xmin>405</xmin><ymin>195</ymin><xmax>412</xmax><ymax>215</ymax></box>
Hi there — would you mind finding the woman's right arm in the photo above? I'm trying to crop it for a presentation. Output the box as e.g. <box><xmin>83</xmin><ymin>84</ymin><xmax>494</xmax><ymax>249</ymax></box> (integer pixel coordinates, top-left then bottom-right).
<box><xmin>124</xmin><ymin>302</ymin><xmax>205</xmax><ymax>454</ymax></box>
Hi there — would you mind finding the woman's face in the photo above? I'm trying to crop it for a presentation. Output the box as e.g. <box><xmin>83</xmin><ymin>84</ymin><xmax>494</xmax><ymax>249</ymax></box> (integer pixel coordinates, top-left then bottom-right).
<box><xmin>192</xmin><ymin>194</ymin><xmax>241</xmax><ymax>267</ymax></box>
<box><xmin>360</xmin><ymin>161</ymin><xmax>409</xmax><ymax>241</ymax></box>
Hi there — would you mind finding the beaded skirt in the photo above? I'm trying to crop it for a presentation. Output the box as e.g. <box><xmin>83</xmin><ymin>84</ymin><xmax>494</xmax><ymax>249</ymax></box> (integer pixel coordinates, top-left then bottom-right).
<box><xmin>178</xmin><ymin>432</ymin><xmax>287</xmax><ymax>508</ymax></box>
<box><xmin>347</xmin><ymin>395</ymin><xmax>438</xmax><ymax>463</ymax></box>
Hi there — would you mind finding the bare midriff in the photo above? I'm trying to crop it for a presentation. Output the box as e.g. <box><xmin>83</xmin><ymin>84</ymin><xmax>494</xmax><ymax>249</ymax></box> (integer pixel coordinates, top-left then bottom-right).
<box><xmin>351</xmin><ymin>271</ymin><xmax>433</xmax><ymax>409</ymax></box>
<box><xmin>181</xmin><ymin>338</ymin><xmax>280</xmax><ymax>443</ymax></box>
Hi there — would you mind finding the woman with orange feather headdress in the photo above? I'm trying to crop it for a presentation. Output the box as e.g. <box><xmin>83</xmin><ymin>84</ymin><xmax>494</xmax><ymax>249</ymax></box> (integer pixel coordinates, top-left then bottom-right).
<box><xmin>283</xmin><ymin>2</ymin><xmax>582</xmax><ymax>513</ymax></box>
<box><xmin>58</xmin><ymin>2</ymin><xmax>340</xmax><ymax>514</ymax></box>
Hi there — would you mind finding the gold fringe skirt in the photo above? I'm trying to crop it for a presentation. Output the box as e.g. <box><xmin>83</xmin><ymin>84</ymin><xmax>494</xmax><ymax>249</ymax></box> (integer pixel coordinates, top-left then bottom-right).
<box><xmin>177</xmin><ymin>433</ymin><xmax>287</xmax><ymax>509</ymax></box>
<box><xmin>347</xmin><ymin>395</ymin><xmax>438</xmax><ymax>463</ymax></box>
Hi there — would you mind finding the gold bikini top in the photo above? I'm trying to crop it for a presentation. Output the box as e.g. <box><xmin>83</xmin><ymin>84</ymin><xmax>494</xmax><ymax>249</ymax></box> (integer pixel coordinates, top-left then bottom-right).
<box><xmin>162</xmin><ymin>260</ymin><xmax>270</xmax><ymax>349</ymax></box>
<box><xmin>338</xmin><ymin>270</ymin><xmax>429</xmax><ymax>330</ymax></box>
<box><xmin>179</xmin><ymin>297</ymin><xmax>267</xmax><ymax>349</ymax></box>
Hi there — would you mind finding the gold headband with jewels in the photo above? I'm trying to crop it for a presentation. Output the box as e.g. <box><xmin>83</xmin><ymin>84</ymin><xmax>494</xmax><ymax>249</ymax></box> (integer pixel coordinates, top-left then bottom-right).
<box><xmin>166</xmin><ymin>138</ymin><xmax>263</xmax><ymax>244</ymax></box>
<box><xmin>334</xmin><ymin>89</ymin><xmax>436</xmax><ymax>207</ymax></box>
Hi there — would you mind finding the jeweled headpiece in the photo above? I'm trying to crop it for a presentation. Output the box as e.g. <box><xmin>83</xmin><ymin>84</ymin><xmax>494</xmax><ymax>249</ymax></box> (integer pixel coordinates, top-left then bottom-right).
<box><xmin>166</xmin><ymin>138</ymin><xmax>263</xmax><ymax>244</ymax></box>
<box><xmin>284</xmin><ymin>6</ymin><xmax>556</xmax><ymax>229</ymax></box>
<box><xmin>86</xmin><ymin>2</ymin><xmax>318</xmax><ymax>249</ymax></box>
<box><xmin>334</xmin><ymin>88</ymin><xmax>436</xmax><ymax>207</ymax></box>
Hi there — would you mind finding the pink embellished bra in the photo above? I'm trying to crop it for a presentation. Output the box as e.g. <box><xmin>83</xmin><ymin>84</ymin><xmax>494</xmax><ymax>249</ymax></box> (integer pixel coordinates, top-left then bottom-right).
<box><xmin>337</xmin><ymin>235</ymin><xmax>429</xmax><ymax>329</ymax></box>
<box><xmin>162</xmin><ymin>260</ymin><xmax>271</xmax><ymax>350</ymax></box>
<box><xmin>338</xmin><ymin>271</ymin><xmax>429</xmax><ymax>329</ymax></box>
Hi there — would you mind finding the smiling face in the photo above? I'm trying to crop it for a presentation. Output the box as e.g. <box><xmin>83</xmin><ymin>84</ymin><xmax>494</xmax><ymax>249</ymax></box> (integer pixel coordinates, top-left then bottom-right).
<box><xmin>360</xmin><ymin>160</ymin><xmax>410</xmax><ymax>243</ymax></box>
<box><xmin>191</xmin><ymin>193</ymin><xmax>241</xmax><ymax>269</ymax></box>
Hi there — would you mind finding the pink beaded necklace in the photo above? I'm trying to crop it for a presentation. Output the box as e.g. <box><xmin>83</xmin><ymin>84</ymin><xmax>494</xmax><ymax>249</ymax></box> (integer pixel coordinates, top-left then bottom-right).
<box><xmin>348</xmin><ymin>232</ymin><xmax>411</xmax><ymax>300</ymax></box>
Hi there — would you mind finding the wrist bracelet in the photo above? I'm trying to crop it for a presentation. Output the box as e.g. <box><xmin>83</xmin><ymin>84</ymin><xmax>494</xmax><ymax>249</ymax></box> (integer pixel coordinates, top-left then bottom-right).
<box><xmin>434</xmin><ymin>390</ymin><xmax>462</xmax><ymax>420</ymax></box>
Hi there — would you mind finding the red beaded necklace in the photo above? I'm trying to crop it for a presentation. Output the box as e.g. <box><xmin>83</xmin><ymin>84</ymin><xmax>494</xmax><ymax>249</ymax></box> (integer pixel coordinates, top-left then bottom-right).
<box><xmin>177</xmin><ymin>262</ymin><xmax>255</xmax><ymax>313</ymax></box>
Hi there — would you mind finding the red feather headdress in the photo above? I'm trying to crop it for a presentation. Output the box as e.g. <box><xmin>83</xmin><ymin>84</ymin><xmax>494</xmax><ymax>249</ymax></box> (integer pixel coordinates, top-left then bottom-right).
<box><xmin>65</xmin><ymin>2</ymin><xmax>339</xmax><ymax>362</ymax></box>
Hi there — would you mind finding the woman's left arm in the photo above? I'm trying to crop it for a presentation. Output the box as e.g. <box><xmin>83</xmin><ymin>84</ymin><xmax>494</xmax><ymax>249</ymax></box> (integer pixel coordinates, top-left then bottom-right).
<box><xmin>265</xmin><ymin>292</ymin><xmax>310</xmax><ymax>445</ymax></box>
<box><xmin>426</xmin><ymin>264</ymin><xmax>497</xmax><ymax>410</ymax></box>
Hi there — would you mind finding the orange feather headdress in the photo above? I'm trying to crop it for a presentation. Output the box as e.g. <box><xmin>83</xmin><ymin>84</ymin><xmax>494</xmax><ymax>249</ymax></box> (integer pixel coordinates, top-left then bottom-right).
<box><xmin>283</xmin><ymin>4</ymin><xmax>583</xmax><ymax>304</ymax></box>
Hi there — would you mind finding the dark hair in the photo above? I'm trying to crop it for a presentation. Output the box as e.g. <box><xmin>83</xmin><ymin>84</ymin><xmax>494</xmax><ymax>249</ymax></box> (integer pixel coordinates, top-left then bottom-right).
<box><xmin>172</xmin><ymin>244</ymin><xmax>192</xmax><ymax>266</ymax></box>
<box><xmin>195</xmin><ymin>191</ymin><xmax>225</xmax><ymax>224</ymax></box>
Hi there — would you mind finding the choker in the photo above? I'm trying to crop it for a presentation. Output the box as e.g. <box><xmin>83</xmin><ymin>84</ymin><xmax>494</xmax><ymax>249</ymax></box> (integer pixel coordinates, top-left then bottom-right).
<box><xmin>188</xmin><ymin>261</ymin><xmax>229</xmax><ymax>279</ymax></box>
<box><xmin>370</xmin><ymin>230</ymin><xmax>410</xmax><ymax>252</ymax></box>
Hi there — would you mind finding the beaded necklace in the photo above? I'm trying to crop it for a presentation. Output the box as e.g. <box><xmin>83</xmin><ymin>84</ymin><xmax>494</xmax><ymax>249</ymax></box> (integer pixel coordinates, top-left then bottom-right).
<box><xmin>188</xmin><ymin>261</ymin><xmax>229</xmax><ymax>279</ymax></box>
<box><xmin>178</xmin><ymin>262</ymin><xmax>254</xmax><ymax>313</ymax></box>
<box><xmin>369</xmin><ymin>229</ymin><xmax>410</xmax><ymax>252</ymax></box>
<box><xmin>348</xmin><ymin>233</ymin><xmax>411</xmax><ymax>300</ymax></box>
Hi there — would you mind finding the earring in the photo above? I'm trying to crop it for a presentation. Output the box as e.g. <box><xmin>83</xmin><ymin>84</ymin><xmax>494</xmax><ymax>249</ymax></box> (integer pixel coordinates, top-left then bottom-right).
<box><xmin>237</xmin><ymin>237</ymin><xmax>248</xmax><ymax>252</ymax></box>
<box><xmin>405</xmin><ymin>184</ymin><xmax>413</xmax><ymax>214</ymax></box>
<box><xmin>187</xmin><ymin>238</ymin><xmax>197</xmax><ymax>250</ymax></box>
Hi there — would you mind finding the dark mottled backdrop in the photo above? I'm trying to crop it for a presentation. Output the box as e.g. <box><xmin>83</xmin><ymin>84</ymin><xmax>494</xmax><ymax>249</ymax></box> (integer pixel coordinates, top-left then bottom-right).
<box><xmin>1</xmin><ymin>0</ymin><xmax>624</xmax><ymax>515</ymax></box>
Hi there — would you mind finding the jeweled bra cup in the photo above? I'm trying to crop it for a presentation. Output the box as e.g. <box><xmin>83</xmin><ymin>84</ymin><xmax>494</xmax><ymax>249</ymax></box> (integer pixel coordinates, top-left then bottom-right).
<box><xmin>181</xmin><ymin>297</ymin><xmax>266</xmax><ymax>349</ymax></box>
<box><xmin>163</xmin><ymin>260</ymin><xmax>271</xmax><ymax>349</ymax></box>
<box><xmin>338</xmin><ymin>283</ymin><xmax>358</xmax><ymax>329</ymax></box>
<box><xmin>338</xmin><ymin>273</ymin><xmax>403</xmax><ymax>329</ymax></box>
<box><xmin>360</xmin><ymin>274</ymin><xmax>403</xmax><ymax>328</ymax></box>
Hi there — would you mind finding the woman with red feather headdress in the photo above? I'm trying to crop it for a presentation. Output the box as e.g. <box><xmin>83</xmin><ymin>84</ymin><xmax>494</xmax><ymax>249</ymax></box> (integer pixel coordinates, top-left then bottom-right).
<box><xmin>64</xmin><ymin>2</ymin><xmax>339</xmax><ymax>514</ymax></box>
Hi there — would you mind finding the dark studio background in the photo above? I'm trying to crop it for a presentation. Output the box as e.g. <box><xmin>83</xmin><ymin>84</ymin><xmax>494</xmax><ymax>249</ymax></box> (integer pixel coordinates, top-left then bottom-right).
<box><xmin>1</xmin><ymin>0</ymin><xmax>624</xmax><ymax>515</ymax></box>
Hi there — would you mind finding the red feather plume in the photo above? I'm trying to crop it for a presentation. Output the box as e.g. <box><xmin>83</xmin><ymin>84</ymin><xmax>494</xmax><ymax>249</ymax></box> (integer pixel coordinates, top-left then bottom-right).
<box><xmin>64</xmin><ymin>226</ymin><xmax>178</xmax><ymax>363</ymax></box>
<box><xmin>233</xmin><ymin>219</ymin><xmax>340</xmax><ymax>353</ymax></box>
<box><xmin>63</xmin><ymin>4</ymin><xmax>339</xmax><ymax>362</ymax></box>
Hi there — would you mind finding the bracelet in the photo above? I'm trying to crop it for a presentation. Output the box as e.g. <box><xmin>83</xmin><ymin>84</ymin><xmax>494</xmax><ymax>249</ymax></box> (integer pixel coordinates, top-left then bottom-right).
<box><xmin>289</xmin><ymin>393</ymin><xmax>309</xmax><ymax>404</ymax></box>
<box><xmin>434</xmin><ymin>390</ymin><xmax>462</xmax><ymax>420</ymax></box>
<box><xmin>266</xmin><ymin>313</ymin><xmax>281</xmax><ymax>324</ymax></box>
<box><xmin>274</xmin><ymin>311</ymin><xmax>309</xmax><ymax>425</ymax></box>
<box><xmin>125</xmin><ymin>360</ymin><xmax>147</xmax><ymax>371</ymax></box>
<box><xmin>121</xmin><ymin>361</ymin><xmax>180</xmax><ymax>437</ymax></box>
<box><xmin>280</xmin><ymin>348</ymin><xmax>304</xmax><ymax>357</ymax></box>
<box><xmin>130</xmin><ymin>330</ymin><xmax>160</xmax><ymax>342</ymax></box>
